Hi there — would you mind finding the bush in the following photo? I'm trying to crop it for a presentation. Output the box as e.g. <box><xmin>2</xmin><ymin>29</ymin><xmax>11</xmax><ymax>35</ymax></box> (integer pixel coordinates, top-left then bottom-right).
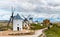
<box><xmin>44</xmin><ymin>24</ymin><xmax>60</xmax><ymax>37</ymax></box>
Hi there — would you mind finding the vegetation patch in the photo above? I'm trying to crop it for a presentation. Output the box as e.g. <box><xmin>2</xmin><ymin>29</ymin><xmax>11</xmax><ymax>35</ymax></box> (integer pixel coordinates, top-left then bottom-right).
<box><xmin>44</xmin><ymin>24</ymin><xmax>60</xmax><ymax>37</ymax></box>
<box><xmin>30</xmin><ymin>23</ymin><xmax>47</xmax><ymax>30</ymax></box>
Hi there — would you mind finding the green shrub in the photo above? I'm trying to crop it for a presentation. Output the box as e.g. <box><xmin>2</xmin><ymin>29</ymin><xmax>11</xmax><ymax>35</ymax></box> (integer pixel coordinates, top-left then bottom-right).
<box><xmin>44</xmin><ymin>24</ymin><xmax>60</xmax><ymax>37</ymax></box>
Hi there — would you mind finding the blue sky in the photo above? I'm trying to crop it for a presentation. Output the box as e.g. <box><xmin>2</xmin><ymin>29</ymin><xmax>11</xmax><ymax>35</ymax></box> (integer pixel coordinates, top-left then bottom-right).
<box><xmin>0</xmin><ymin>0</ymin><xmax>60</xmax><ymax>22</ymax></box>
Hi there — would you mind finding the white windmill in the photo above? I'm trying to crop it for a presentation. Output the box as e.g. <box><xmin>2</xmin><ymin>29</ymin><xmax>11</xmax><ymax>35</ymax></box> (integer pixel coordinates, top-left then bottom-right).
<box><xmin>22</xmin><ymin>15</ymin><xmax>33</xmax><ymax>29</ymax></box>
<box><xmin>7</xmin><ymin>7</ymin><xmax>23</xmax><ymax>31</ymax></box>
<box><xmin>13</xmin><ymin>14</ymin><xmax>23</xmax><ymax>31</ymax></box>
<box><xmin>7</xmin><ymin>6</ymin><xmax>33</xmax><ymax>31</ymax></box>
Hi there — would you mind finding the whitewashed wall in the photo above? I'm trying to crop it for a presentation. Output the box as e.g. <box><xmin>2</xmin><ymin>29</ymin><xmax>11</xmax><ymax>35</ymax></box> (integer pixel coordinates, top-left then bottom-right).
<box><xmin>13</xmin><ymin>19</ymin><xmax>23</xmax><ymax>31</ymax></box>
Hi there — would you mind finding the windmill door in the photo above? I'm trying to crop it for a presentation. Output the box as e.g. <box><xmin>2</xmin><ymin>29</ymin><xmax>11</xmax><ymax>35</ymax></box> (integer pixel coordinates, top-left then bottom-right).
<box><xmin>17</xmin><ymin>27</ymin><xmax>19</xmax><ymax>31</ymax></box>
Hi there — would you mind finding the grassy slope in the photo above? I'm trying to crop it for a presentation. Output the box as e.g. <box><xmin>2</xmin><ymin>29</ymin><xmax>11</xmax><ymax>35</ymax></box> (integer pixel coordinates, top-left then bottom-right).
<box><xmin>44</xmin><ymin>24</ymin><xmax>60</xmax><ymax>37</ymax></box>
<box><xmin>30</xmin><ymin>23</ymin><xmax>46</xmax><ymax>30</ymax></box>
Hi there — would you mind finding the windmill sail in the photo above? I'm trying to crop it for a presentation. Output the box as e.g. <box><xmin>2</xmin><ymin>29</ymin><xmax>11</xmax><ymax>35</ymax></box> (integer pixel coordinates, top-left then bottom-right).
<box><xmin>7</xmin><ymin>7</ymin><xmax>14</xmax><ymax>29</ymax></box>
<box><xmin>21</xmin><ymin>15</ymin><xmax>26</xmax><ymax>19</ymax></box>
<box><xmin>27</xmin><ymin>15</ymin><xmax>31</xmax><ymax>19</ymax></box>
<box><xmin>11</xmin><ymin>12</ymin><xmax>14</xmax><ymax>25</ymax></box>
<box><xmin>7</xmin><ymin>17</ymin><xmax>11</xmax><ymax>28</ymax></box>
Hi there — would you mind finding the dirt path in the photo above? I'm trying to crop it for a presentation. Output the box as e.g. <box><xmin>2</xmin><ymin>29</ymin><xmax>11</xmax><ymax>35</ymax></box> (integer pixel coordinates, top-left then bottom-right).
<box><xmin>0</xmin><ymin>28</ymin><xmax>47</xmax><ymax>37</ymax></box>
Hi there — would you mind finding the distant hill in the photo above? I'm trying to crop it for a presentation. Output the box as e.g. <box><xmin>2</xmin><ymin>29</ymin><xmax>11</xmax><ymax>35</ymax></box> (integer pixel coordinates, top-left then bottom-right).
<box><xmin>0</xmin><ymin>20</ymin><xmax>8</xmax><ymax>23</ymax></box>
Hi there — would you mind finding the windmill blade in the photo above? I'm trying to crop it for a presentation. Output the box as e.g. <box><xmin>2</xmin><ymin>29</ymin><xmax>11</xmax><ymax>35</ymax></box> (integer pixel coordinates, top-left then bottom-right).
<box><xmin>11</xmin><ymin>6</ymin><xmax>15</xmax><ymax>13</ymax></box>
<box><xmin>7</xmin><ymin>18</ymin><xmax>11</xmax><ymax>25</ymax></box>
<box><xmin>27</xmin><ymin>15</ymin><xmax>31</xmax><ymax>18</ymax></box>
<box><xmin>11</xmin><ymin>6</ymin><xmax>15</xmax><ymax>18</ymax></box>
<box><xmin>27</xmin><ymin>15</ymin><xmax>31</xmax><ymax>19</ymax></box>
<box><xmin>7</xmin><ymin>17</ymin><xmax>11</xmax><ymax>29</ymax></box>
<box><xmin>7</xmin><ymin>12</ymin><xmax>14</xmax><ymax>29</ymax></box>
<box><xmin>21</xmin><ymin>15</ymin><xmax>26</xmax><ymax>19</ymax></box>
<box><xmin>11</xmin><ymin>17</ymin><xmax>13</xmax><ymax>25</ymax></box>
<box><xmin>27</xmin><ymin>15</ymin><xmax>33</xmax><ymax>20</ymax></box>
<box><xmin>11</xmin><ymin>12</ymin><xmax>14</xmax><ymax>18</ymax></box>
<box><xmin>7</xmin><ymin>7</ymin><xmax>14</xmax><ymax>29</ymax></box>
<box><xmin>11</xmin><ymin>7</ymin><xmax>14</xmax><ymax>25</ymax></box>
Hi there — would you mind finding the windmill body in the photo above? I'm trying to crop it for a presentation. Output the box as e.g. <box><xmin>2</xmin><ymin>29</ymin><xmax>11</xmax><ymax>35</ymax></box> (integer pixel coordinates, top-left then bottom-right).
<box><xmin>13</xmin><ymin>14</ymin><xmax>23</xmax><ymax>31</ymax></box>
<box><xmin>23</xmin><ymin>18</ymin><xmax>29</xmax><ymax>27</ymax></box>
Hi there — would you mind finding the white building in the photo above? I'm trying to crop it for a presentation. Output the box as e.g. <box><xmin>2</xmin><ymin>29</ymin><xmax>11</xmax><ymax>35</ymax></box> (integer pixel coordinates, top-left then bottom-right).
<box><xmin>13</xmin><ymin>14</ymin><xmax>23</xmax><ymax>31</ymax></box>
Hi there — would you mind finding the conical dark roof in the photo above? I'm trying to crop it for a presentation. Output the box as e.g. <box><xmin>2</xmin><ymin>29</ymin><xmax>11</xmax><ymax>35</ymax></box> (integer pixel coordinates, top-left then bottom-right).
<box><xmin>14</xmin><ymin>14</ymin><xmax>23</xmax><ymax>20</ymax></box>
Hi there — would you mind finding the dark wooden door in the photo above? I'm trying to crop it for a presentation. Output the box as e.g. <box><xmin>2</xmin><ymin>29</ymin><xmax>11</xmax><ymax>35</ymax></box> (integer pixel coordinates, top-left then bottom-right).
<box><xmin>17</xmin><ymin>27</ymin><xmax>19</xmax><ymax>31</ymax></box>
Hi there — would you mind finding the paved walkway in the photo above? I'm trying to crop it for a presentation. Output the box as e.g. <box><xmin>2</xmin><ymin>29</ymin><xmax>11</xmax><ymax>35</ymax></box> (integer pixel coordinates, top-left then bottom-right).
<box><xmin>0</xmin><ymin>28</ymin><xmax>47</xmax><ymax>37</ymax></box>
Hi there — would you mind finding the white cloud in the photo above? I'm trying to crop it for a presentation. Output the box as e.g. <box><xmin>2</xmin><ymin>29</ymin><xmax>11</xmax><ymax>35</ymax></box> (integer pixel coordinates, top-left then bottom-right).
<box><xmin>0</xmin><ymin>0</ymin><xmax>60</xmax><ymax>21</ymax></box>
